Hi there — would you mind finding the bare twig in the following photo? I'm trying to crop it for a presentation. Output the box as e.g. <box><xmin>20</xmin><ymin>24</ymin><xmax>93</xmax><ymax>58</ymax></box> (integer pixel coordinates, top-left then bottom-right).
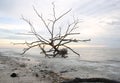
<box><xmin>21</xmin><ymin>16</ymin><xmax>49</xmax><ymax>43</ymax></box>
<box><xmin>63</xmin><ymin>45</ymin><xmax>80</xmax><ymax>56</ymax></box>
<box><xmin>21</xmin><ymin>44</ymin><xmax>40</xmax><ymax>55</ymax></box>
<box><xmin>56</xmin><ymin>9</ymin><xmax>72</xmax><ymax>21</ymax></box>
<box><xmin>15</xmin><ymin>3</ymin><xmax>90</xmax><ymax>58</ymax></box>
<box><xmin>33</xmin><ymin>6</ymin><xmax>52</xmax><ymax>36</ymax></box>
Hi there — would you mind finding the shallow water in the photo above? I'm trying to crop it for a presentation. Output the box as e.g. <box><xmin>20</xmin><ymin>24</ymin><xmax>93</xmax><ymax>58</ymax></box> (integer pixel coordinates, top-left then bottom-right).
<box><xmin>0</xmin><ymin>47</ymin><xmax>120</xmax><ymax>81</ymax></box>
<box><xmin>0</xmin><ymin>47</ymin><xmax>120</xmax><ymax>62</ymax></box>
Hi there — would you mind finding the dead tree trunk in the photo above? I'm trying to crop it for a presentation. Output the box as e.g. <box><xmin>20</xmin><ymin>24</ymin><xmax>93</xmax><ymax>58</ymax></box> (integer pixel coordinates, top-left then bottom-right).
<box><xmin>15</xmin><ymin>3</ymin><xmax>90</xmax><ymax>58</ymax></box>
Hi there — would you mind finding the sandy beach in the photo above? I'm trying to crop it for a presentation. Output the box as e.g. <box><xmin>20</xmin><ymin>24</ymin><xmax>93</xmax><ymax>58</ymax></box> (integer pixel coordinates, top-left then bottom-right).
<box><xmin>0</xmin><ymin>50</ymin><xmax>120</xmax><ymax>83</ymax></box>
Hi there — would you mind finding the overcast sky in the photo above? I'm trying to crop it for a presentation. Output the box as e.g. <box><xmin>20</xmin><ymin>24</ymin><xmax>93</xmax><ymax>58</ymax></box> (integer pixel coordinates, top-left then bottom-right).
<box><xmin>0</xmin><ymin>0</ymin><xmax>120</xmax><ymax>48</ymax></box>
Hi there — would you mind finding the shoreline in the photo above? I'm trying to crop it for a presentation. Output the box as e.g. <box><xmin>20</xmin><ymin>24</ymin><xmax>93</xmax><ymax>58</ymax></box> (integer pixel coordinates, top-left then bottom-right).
<box><xmin>0</xmin><ymin>52</ymin><xmax>120</xmax><ymax>83</ymax></box>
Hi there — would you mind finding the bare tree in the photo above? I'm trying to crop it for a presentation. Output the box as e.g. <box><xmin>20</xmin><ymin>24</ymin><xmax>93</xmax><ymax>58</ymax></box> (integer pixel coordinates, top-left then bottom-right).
<box><xmin>16</xmin><ymin>3</ymin><xmax>90</xmax><ymax>58</ymax></box>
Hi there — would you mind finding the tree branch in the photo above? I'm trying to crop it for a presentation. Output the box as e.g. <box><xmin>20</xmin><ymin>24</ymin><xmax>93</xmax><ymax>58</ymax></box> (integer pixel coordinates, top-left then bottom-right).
<box><xmin>56</xmin><ymin>9</ymin><xmax>72</xmax><ymax>21</ymax></box>
<box><xmin>21</xmin><ymin>44</ymin><xmax>40</xmax><ymax>55</ymax></box>
<box><xmin>63</xmin><ymin>45</ymin><xmax>80</xmax><ymax>56</ymax></box>
<box><xmin>33</xmin><ymin>6</ymin><xmax>52</xmax><ymax>36</ymax></box>
<box><xmin>16</xmin><ymin>3</ymin><xmax>91</xmax><ymax>58</ymax></box>
<box><xmin>21</xmin><ymin>16</ymin><xmax>49</xmax><ymax>43</ymax></box>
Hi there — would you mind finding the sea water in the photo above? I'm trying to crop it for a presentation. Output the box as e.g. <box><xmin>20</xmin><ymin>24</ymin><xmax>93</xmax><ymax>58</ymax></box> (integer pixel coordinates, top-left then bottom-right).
<box><xmin>0</xmin><ymin>47</ymin><xmax>120</xmax><ymax>62</ymax></box>
<box><xmin>0</xmin><ymin>47</ymin><xmax>120</xmax><ymax>80</ymax></box>
<box><xmin>74</xmin><ymin>47</ymin><xmax>120</xmax><ymax>62</ymax></box>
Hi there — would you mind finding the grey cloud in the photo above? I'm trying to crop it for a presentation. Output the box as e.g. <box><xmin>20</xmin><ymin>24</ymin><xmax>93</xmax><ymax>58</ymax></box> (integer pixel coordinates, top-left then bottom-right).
<box><xmin>4</xmin><ymin>35</ymin><xmax>34</xmax><ymax>40</ymax></box>
<box><xmin>0</xmin><ymin>28</ymin><xmax>25</xmax><ymax>34</ymax></box>
<box><xmin>0</xmin><ymin>28</ymin><xmax>50</xmax><ymax>41</ymax></box>
<box><xmin>75</xmin><ymin>0</ymin><xmax>120</xmax><ymax>16</ymax></box>
<box><xmin>0</xmin><ymin>28</ymin><xmax>13</xmax><ymax>33</ymax></box>
<box><xmin>99</xmin><ymin>17</ymin><xmax>120</xmax><ymax>26</ymax></box>
<box><xmin>1</xmin><ymin>0</ymin><xmax>120</xmax><ymax>48</ymax></box>
<box><xmin>107</xmin><ymin>21</ymin><xmax>120</xmax><ymax>25</ymax></box>
<box><xmin>0</xmin><ymin>0</ymin><xmax>16</xmax><ymax>12</ymax></box>
<box><xmin>107</xmin><ymin>17</ymin><xmax>120</xmax><ymax>25</ymax></box>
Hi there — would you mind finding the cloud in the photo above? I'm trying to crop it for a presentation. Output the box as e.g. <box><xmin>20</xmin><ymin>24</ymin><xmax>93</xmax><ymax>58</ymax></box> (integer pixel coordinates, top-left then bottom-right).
<box><xmin>0</xmin><ymin>0</ymin><xmax>77</xmax><ymax>18</ymax></box>
<box><xmin>104</xmin><ymin>17</ymin><xmax>120</xmax><ymax>25</ymax></box>
<box><xmin>0</xmin><ymin>22</ymin><xmax>31</xmax><ymax>40</ymax></box>
<box><xmin>0</xmin><ymin>0</ymin><xmax>16</xmax><ymax>11</ymax></box>
<box><xmin>0</xmin><ymin>0</ymin><xmax>120</xmax><ymax>47</ymax></box>
<box><xmin>75</xmin><ymin>0</ymin><xmax>120</xmax><ymax>17</ymax></box>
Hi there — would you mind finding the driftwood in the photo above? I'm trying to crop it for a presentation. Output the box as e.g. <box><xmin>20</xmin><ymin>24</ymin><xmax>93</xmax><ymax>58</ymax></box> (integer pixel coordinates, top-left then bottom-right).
<box><xmin>61</xmin><ymin>78</ymin><xmax>120</xmax><ymax>83</ymax></box>
<box><xmin>15</xmin><ymin>3</ymin><xmax>90</xmax><ymax>58</ymax></box>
